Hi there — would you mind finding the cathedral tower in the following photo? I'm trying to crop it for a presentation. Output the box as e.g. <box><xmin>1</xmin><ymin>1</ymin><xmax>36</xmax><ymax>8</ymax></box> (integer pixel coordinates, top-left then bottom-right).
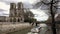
<box><xmin>16</xmin><ymin>2</ymin><xmax>24</xmax><ymax>22</ymax></box>
<box><xmin>10</xmin><ymin>3</ymin><xmax>16</xmax><ymax>17</ymax></box>
<box><xmin>8</xmin><ymin>2</ymin><xmax>24</xmax><ymax>22</ymax></box>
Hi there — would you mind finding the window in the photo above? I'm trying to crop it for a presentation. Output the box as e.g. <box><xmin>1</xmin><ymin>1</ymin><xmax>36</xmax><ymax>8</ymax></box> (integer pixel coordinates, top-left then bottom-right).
<box><xmin>18</xmin><ymin>18</ymin><xmax>20</xmax><ymax>22</ymax></box>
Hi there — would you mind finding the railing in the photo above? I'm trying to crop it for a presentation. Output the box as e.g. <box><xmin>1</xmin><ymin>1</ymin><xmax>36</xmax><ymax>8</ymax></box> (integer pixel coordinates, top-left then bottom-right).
<box><xmin>0</xmin><ymin>22</ymin><xmax>29</xmax><ymax>25</ymax></box>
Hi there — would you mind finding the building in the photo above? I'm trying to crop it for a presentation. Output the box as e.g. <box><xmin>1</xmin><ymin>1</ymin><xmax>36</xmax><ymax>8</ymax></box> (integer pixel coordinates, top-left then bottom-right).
<box><xmin>0</xmin><ymin>16</ymin><xmax>6</xmax><ymax>22</ymax></box>
<box><xmin>0</xmin><ymin>2</ymin><xmax>34</xmax><ymax>23</ymax></box>
<box><xmin>6</xmin><ymin>2</ymin><xmax>24</xmax><ymax>22</ymax></box>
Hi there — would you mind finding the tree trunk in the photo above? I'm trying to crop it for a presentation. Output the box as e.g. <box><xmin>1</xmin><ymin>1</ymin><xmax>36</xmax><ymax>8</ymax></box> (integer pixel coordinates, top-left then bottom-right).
<box><xmin>50</xmin><ymin>0</ymin><xmax>56</xmax><ymax>34</ymax></box>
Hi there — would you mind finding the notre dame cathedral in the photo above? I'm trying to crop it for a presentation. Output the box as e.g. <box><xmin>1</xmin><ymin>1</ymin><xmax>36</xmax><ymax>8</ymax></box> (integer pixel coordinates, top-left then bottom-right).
<box><xmin>5</xmin><ymin>2</ymin><xmax>25</xmax><ymax>22</ymax></box>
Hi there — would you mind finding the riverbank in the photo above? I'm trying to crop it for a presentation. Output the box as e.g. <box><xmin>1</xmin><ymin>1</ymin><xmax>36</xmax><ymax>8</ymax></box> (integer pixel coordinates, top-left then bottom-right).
<box><xmin>0</xmin><ymin>23</ymin><xmax>32</xmax><ymax>34</ymax></box>
<box><xmin>8</xmin><ymin>27</ymin><xmax>32</xmax><ymax>34</ymax></box>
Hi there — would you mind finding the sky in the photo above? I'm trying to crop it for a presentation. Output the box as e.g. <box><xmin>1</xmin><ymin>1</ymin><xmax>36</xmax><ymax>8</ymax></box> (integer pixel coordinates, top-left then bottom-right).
<box><xmin>0</xmin><ymin>0</ymin><xmax>49</xmax><ymax>21</ymax></box>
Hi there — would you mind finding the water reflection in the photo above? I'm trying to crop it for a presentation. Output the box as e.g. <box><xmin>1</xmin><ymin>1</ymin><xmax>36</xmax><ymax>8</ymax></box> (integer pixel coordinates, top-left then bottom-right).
<box><xmin>27</xmin><ymin>23</ymin><xmax>48</xmax><ymax>34</ymax></box>
<box><xmin>8</xmin><ymin>23</ymin><xmax>48</xmax><ymax>34</ymax></box>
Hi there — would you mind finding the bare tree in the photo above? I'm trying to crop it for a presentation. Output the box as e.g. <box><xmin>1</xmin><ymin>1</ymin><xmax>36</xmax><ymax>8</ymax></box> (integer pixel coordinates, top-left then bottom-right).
<box><xmin>33</xmin><ymin>0</ymin><xmax>60</xmax><ymax>34</ymax></box>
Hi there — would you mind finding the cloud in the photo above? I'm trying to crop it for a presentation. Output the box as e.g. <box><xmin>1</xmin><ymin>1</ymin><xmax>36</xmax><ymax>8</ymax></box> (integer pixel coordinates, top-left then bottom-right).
<box><xmin>0</xmin><ymin>1</ymin><xmax>9</xmax><ymax>16</ymax></box>
<box><xmin>23</xmin><ymin>3</ymin><xmax>32</xmax><ymax>8</ymax></box>
<box><xmin>0</xmin><ymin>0</ymin><xmax>34</xmax><ymax>16</ymax></box>
<box><xmin>0</xmin><ymin>0</ymin><xmax>37</xmax><ymax>8</ymax></box>
<box><xmin>0</xmin><ymin>0</ymin><xmax>36</xmax><ymax>4</ymax></box>
<box><xmin>0</xmin><ymin>2</ymin><xmax>10</xmax><ymax>10</ymax></box>
<box><xmin>0</xmin><ymin>9</ymin><xmax>6</xmax><ymax>11</ymax></box>
<box><xmin>30</xmin><ymin>9</ymin><xmax>49</xmax><ymax>21</ymax></box>
<box><xmin>0</xmin><ymin>0</ymin><xmax>49</xmax><ymax>21</ymax></box>
<box><xmin>0</xmin><ymin>0</ymin><xmax>34</xmax><ymax>8</ymax></box>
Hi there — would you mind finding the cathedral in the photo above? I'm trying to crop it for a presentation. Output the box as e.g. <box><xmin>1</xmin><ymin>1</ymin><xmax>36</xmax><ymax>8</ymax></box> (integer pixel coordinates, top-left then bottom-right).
<box><xmin>6</xmin><ymin>2</ymin><xmax>25</xmax><ymax>22</ymax></box>
<box><xmin>0</xmin><ymin>2</ymin><xmax>33</xmax><ymax>23</ymax></box>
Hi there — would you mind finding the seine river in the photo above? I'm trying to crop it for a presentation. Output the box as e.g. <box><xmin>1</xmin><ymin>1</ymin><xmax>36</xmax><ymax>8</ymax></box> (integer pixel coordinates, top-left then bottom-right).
<box><xmin>7</xmin><ymin>27</ymin><xmax>32</xmax><ymax>34</ymax></box>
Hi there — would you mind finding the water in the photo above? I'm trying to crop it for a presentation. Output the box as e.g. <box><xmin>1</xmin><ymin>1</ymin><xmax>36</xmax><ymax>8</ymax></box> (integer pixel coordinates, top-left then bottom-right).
<box><xmin>8</xmin><ymin>28</ymin><xmax>32</xmax><ymax>34</ymax></box>
<box><xmin>8</xmin><ymin>23</ymin><xmax>48</xmax><ymax>34</ymax></box>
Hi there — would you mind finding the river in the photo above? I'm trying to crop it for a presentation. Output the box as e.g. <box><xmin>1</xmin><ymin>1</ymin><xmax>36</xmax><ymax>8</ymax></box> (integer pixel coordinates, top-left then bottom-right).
<box><xmin>7</xmin><ymin>23</ymin><xmax>50</xmax><ymax>34</ymax></box>
<box><xmin>7</xmin><ymin>27</ymin><xmax>32</xmax><ymax>34</ymax></box>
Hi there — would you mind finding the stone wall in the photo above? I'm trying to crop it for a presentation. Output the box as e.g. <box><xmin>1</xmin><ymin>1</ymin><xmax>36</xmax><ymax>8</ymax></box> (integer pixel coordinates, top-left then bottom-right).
<box><xmin>0</xmin><ymin>23</ymin><xmax>32</xmax><ymax>34</ymax></box>
<box><xmin>0</xmin><ymin>22</ymin><xmax>29</xmax><ymax>25</ymax></box>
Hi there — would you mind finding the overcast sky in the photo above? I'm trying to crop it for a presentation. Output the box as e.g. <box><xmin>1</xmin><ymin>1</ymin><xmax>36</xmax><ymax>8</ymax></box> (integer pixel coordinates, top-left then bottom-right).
<box><xmin>0</xmin><ymin>0</ymin><xmax>49</xmax><ymax>21</ymax></box>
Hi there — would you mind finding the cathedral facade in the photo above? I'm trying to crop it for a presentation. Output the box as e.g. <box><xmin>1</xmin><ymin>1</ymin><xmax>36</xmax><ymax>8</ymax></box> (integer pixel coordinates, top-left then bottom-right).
<box><xmin>6</xmin><ymin>2</ymin><xmax>24</xmax><ymax>22</ymax></box>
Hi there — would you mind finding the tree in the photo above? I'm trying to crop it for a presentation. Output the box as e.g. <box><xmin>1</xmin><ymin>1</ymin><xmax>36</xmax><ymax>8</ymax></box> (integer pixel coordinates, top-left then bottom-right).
<box><xmin>24</xmin><ymin>18</ymin><xmax>36</xmax><ymax>23</ymax></box>
<box><xmin>46</xmin><ymin>16</ymin><xmax>52</xmax><ymax>24</ymax></box>
<box><xmin>33</xmin><ymin>0</ymin><xmax>60</xmax><ymax>34</ymax></box>
<box><xmin>24</xmin><ymin>9</ymin><xmax>36</xmax><ymax>23</ymax></box>
<box><xmin>24</xmin><ymin>9</ymin><xmax>34</xmax><ymax>18</ymax></box>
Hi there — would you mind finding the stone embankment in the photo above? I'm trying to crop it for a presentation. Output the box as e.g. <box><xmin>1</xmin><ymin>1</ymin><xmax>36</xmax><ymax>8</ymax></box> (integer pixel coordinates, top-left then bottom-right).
<box><xmin>0</xmin><ymin>23</ymin><xmax>32</xmax><ymax>34</ymax></box>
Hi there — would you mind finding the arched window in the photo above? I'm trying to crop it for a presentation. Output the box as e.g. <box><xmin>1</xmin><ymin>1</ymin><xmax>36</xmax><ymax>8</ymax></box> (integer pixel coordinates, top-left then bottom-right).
<box><xmin>21</xmin><ymin>18</ymin><xmax>22</xmax><ymax>21</ymax></box>
<box><xmin>18</xmin><ymin>18</ymin><xmax>20</xmax><ymax>22</ymax></box>
<box><xmin>10</xmin><ymin>18</ymin><xmax>12</xmax><ymax>22</ymax></box>
<box><xmin>13</xmin><ymin>18</ymin><xmax>16</xmax><ymax>22</ymax></box>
